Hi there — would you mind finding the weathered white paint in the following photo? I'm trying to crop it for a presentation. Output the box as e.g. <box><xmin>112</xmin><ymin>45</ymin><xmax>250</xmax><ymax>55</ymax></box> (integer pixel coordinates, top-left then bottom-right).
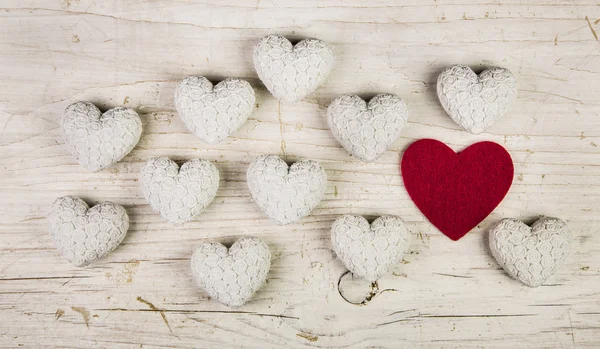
<box><xmin>1</xmin><ymin>1</ymin><xmax>599</xmax><ymax>348</ymax></box>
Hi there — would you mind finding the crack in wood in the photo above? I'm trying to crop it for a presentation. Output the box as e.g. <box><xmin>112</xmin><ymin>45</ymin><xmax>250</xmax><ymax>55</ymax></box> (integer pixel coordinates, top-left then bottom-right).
<box><xmin>0</xmin><ymin>276</ymin><xmax>91</xmax><ymax>281</ymax></box>
<box><xmin>433</xmin><ymin>272</ymin><xmax>473</xmax><ymax>279</ymax></box>
<box><xmin>277</xmin><ymin>101</ymin><xmax>286</xmax><ymax>157</ymax></box>
<box><xmin>377</xmin><ymin>313</ymin><xmax>537</xmax><ymax>327</ymax></box>
<box><xmin>96</xmin><ymin>307</ymin><xmax>298</xmax><ymax>320</ymax></box>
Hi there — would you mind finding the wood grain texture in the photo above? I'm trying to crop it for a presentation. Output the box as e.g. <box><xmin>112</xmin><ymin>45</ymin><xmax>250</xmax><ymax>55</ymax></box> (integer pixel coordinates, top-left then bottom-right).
<box><xmin>1</xmin><ymin>0</ymin><xmax>599</xmax><ymax>348</ymax></box>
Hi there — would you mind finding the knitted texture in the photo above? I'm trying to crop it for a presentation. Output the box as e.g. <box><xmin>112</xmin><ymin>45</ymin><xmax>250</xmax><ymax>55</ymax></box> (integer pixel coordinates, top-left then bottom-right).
<box><xmin>401</xmin><ymin>139</ymin><xmax>514</xmax><ymax>241</ymax></box>
<box><xmin>174</xmin><ymin>76</ymin><xmax>255</xmax><ymax>144</ymax></box>
<box><xmin>247</xmin><ymin>155</ymin><xmax>327</xmax><ymax>225</ymax></box>
<box><xmin>489</xmin><ymin>217</ymin><xmax>570</xmax><ymax>287</ymax></box>
<box><xmin>140</xmin><ymin>157</ymin><xmax>219</xmax><ymax>224</ymax></box>
<box><xmin>437</xmin><ymin>65</ymin><xmax>516</xmax><ymax>134</ymax></box>
<box><xmin>191</xmin><ymin>237</ymin><xmax>271</xmax><ymax>307</ymax></box>
<box><xmin>331</xmin><ymin>215</ymin><xmax>410</xmax><ymax>282</ymax></box>
<box><xmin>48</xmin><ymin>196</ymin><xmax>129</xmax><ymax>267</ymax></box>
<box><xmin>327</xmin><ymin>94</ymin><xmax>408</xmax><ymax>162</ymax></box>
<box><xmin>253</xmin><ymin>34</ymin><xmax>333</xmax><ymax>102</ymax></box>
<box><xmin>61</xmin><ymin>101</ymin><xmax>142</xmax><ymax>172</ymax></box>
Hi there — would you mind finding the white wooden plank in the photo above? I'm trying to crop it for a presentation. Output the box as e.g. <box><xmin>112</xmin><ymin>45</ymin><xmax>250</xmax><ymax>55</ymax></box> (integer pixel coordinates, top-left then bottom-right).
<box><xmin>1</xmin><ymin>0</ymin><xmax>599</xmax><ymax>348</ymax></box>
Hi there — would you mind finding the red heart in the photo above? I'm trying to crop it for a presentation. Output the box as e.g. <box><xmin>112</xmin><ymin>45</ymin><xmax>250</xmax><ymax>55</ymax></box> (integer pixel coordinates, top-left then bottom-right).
<box><xmin>401</xmin><ymin>139</ymin><xmax>514</xmax><ymax>241</ymax></box>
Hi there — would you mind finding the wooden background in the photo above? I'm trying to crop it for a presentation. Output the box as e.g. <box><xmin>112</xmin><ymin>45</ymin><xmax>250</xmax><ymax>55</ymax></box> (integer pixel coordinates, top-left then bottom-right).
<box><xmin>1</xmin><ymin>0</ymin><xmax>599</xmax><ymax>348</ymax></box>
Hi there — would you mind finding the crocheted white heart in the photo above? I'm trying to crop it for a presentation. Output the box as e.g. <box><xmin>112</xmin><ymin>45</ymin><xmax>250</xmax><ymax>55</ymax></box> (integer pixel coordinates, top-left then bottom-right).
<box><xmin>247</xmin><ymin>155</ymin><xmax>327</xmax><ymax>225</ymax></box>
<box><xmin>191</xmin><ymin>237</ymin><xmax>271</xmax><ymax>307</ymax></box>
<box><xmin>174</xmin><ymin>76</ymin><xmax>256</xmax><ymax>144</ymax></box>
<box><xmin>327</xmin><ymin>94</ymin><xmax>408</xmax><ymax>162</ymax></box>
<box><xmin>140</xmin><ymin>157</ymin><xmax>219</xmax><ymax>224</ymax></box>
<box><xmin>331</xmin><ymin>215</ymin><xmax>410</xmax><ymax>282</ymax></box>
<box><xmin>437</xmin><ymin>65</ymin><xmax>517</xmax><ymax>134</ymax></box>
<box><xmin>48</xmin><ymin>196</ymin><xmax>129</xmax><ymax>267</ymax></box>
<box><xmin>489</xmin><ymin>217</ymin><xmax>571</xmax><ymax>287</ymax></box>
<box><xmin>61</xmin><ymin>101</ymin><xmax>142</xmax><ymax>172</ymax></box>
<box><xmin>253</xmin><ymin>34</ymin><xmax>334</xmax><ymax>102</ymax></box>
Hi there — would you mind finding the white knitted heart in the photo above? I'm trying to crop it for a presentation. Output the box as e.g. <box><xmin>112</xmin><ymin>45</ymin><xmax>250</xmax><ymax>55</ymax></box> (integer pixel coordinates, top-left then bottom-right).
<box><xmin>331</xmin><ymin>215</ymin><xmax>410</xmax><ymax>282</ymax></box>
<box><xmin>174</xmin><ymin>76</ymin><xmax>256</xmax><ymax>144</ymax></box>
<box><xmin>246</xmin><ymin>155</ymin><xmax>327</xmax><ymax>225</ymax></box>
<box><xmin>327</xmin><ymin>94</ymin><xmax>408</xmax><ymax>162</ymax></box>
<box><xmin>489</xmin><ymin>217</ymin><xmax>571</xmax><ymax>287</ymax></box>
<box><xmin>191</xmin><ymin>237</ymin><xmax>271</xmax><ymax>307</ymax></box>
<box><xmin>253</xmin><ymin>34</ymin><xmax>334</xmax><ymax>102</ymax></box>
<box><xmin>61</xmin><ymin>101</ymin><xmax>142</xmax><ymax>172</ymax></box>
<box><xmin>437</xmin><ymin>65</ymin><xmax>517</xmax><ymax>134</ymax></box>
<box><xmin>140</xmin><ymin>157</ymin><xmax>219</xmax><ymax>224</ymax></box>
<box><xmin>48</xmin><ymin>196</ymin><xmax>129</xmax><ymax>267</ymax></box>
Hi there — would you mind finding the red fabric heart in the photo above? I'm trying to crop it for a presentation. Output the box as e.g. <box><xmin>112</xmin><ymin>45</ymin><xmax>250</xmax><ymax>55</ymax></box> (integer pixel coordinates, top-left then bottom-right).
<box><xmin>401</xmin><ymin>139</ymin><xmax>514</xmax><ymax>241</ymax></box>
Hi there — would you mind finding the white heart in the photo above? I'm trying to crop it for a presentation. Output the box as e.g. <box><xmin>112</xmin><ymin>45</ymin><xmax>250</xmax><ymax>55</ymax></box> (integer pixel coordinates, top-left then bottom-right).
<box><xmin>253</xmin><ymin>34</ymin><xmax>334</xmax><ymax>102</ymax></box>
<box><xmin>437</xmin><ymin>65</ymin><xmax>517</xmax><ymax>134</ymax></box>
<box><xmin>191</xmin><ymin>237</ymin><xmax>271</xmax><ymax>307</ymax></box>
<box><xmin>489</xmin><ymin>217</ymin><xmax>571</xmax><ymax>287</ymax></box>
<box><xmin>174</xmin><ymin>76</ymin><xmax>256</xmax><ymax>144</ymax></box>
<box><xmin>62</xmin><ymin>102</ymin><xmax>142</xmax><ymax>172</ymax></box>
<box><xmin>48</xmin><ymin>196</ymin><xmax>129</xmax><ymax>267</ymax></box>
<box><xmin>246</xmin><ymin>155</ymin><xmax>327</xmax><ymax>225</ymax></box>
<box><xmin>139</xmin><ymin>157</ymin><xmax>219</xmax><ymax>224</ymax></box>
<box><xmin>331</xmin><ymin>215</ymin><xmax>410</xmax><ymax>282</ymax></box>
<box><xmin>327</xmin><ymin>94</ymin><xmax>408</xmax><ymax>162</ymax></box>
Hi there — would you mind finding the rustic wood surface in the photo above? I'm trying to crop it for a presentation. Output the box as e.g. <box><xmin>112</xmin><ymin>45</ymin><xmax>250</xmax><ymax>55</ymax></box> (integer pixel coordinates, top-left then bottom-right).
<box><xmin>1</xmin><ymin>0</ymin><xmax>599</xmax><ymax>348</ymax></box>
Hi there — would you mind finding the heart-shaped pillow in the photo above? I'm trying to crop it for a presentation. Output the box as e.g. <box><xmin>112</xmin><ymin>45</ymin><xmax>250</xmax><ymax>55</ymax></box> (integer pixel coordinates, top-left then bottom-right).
<box><xmin>437</xmin><ymin>65</ymin><xmax>517</xmax><ymax>134</ymax></box>
<box><xmin>140</xmin><ymin>157</ymin><xmax>219</xmax><ymax>224</ymax></box>
<box><xmin>48</xmin><ymin>196</ymin><xmax>129</xmax><ymax>267</ymax></box>
<box><xmin>191</xmin><ymin>237</ymin><xmax>271</xmax><ymax>307</ymax></box>
<box><xmin>174</xmin><ymin>76</ymin><xmax>256</xmax><ymax>144</ymax></box>
<box><xmin>253</xmin><ymin>34</ymin><xmax>334</xmax><ymax>102</ymax></box>
<box><xmin>62</xmin><ymin>101</ymin><xmax>142</xmax><ymax>172</ymax></box>
<box><xmin>328</xmin><ymin>94</ymin><xmax>408</xmax><ymax>162</ymax></box>
<box><xmin>489</xmin><ymin>217</ymin><xmax>571</xmax><ymax>287</ymax></box>
<box><xmin>246</xmin><ymin>155</ymin><xmax>327</xmax><ymax>225</ymax></box>
<box><xmin>331</xmin><ymin>215</ymin><xmax>410</xmax><ymax>282</ymax></box>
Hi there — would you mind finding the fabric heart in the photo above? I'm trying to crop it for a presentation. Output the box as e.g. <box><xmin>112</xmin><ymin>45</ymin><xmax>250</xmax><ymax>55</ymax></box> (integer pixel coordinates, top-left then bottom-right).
<box><xmin>48</xmin><ymin>196</ymin><xmax>129</xmax><ymax>267</ymax></box>
<box><xmin>489</xmin><ymin>217</ymin><xmax>571</xmax><ymax>287</ymax></box>
<box><xmin>437</xmin><ymin>65</ymin><xmax>517</xmax><ymax>134</ymax></box>
<box><xmin>253</xmin><ymin>34</ymin><xmax>334</xmax><ymax>102</ymax></box>
<box><xmin>191</xmin><ymin>237</ymin><xmax>271</xmax><ymax>307</ymax></box>
<box><xmin>331</xmin><ymin>215</ymin><xmax>410</xmax><ymax>282</ymax></box>
<box><xmin>401</xmin><ymin>139</ymin><xmax>513</xmax><ymax>241</ymax></box>
<box><xmin>246</xmin><ymin>155</ymin><xmax>327</xmax><ymax>225</ymax></box>
<box><xmin>174</xmin><ymin>76</ymin><xmax>256</xmax><ymax>144</ymax></box>
<box><xmin>62</xmin><ymin>101</ymin><xmax>142</xmax><ymax>172</ymax></box>
<box><xmin>327</xmin><ymin>94</ymin><xmax>408</xmax><ymax>162</ymax></box>
<box><xmin>140</xmin><ymin>157</ymin><xmax>219</xmax><ymax>224</ymax></box>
